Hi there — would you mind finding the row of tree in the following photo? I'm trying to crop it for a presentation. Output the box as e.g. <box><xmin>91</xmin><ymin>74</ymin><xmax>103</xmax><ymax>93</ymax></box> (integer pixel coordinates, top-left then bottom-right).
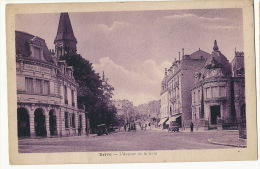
<box><xmin>60</xmin><ymin>54</ymin><xmax>118</xmax><ymax>131</ymax></box>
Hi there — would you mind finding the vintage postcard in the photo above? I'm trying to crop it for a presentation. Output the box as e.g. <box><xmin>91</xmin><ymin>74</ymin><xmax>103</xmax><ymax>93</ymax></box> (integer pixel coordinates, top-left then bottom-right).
<box><xmin>6</xmin><ymin>0</ymin><xmax>257</xmax><ymax>165</ymax></box>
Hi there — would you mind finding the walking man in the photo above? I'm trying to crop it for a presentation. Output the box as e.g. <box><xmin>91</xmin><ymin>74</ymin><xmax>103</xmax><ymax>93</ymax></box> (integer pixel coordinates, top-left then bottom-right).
<box><xmin>190</xmin><ymin>122</ymin><xmax>194</xmax><ymax>132</ymax></box>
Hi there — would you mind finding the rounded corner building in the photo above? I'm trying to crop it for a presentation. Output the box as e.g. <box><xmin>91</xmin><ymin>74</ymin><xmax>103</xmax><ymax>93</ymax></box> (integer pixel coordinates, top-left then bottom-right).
<box><xmin>16</xmin><ymin>13</ymin><xmax>87</xmax><ymax>138</ymax></box>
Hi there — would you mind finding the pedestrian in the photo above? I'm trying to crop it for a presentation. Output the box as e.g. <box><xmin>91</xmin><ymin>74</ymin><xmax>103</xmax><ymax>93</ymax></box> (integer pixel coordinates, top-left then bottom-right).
<box><xmin>190</xmin><ymin>122</ymin><xmax>194</xmax><ymax>132</ymax></box>
<box><xmin>78</xmin><ymin>126</ymin><xmax>81</xmax><ymax>136</ymax></box>
<box><xmin>124</xmin><ymin>125</ymin><xmax>126</xmax><ymax>132</ymax></box>
<box><xmin>85</xmin><ymin>128</ymin><xmax>89</xmax><ymax>137</ymax></box>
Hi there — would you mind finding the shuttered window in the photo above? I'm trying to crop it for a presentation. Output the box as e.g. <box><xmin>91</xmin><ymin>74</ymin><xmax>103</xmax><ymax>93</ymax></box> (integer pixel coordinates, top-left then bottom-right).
<box><xmin>25</xmin><ymin>77</ymin><xmax>33</xmax><ymax>93</ymax></box>
<box><xmin>43</xmin><ymin>80</ymin><xmax>50</xmax><ymax>95</ymax></box>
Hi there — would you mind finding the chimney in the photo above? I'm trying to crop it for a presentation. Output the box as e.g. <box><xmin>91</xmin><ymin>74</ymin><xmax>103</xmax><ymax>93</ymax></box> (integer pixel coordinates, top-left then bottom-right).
<box><xmin>182</xmin><ymin>48</ymin><xmax>184</xmax><ymax>57</ymax></box>
<box><xmin>178</xmin><ymin>52</ymin><xmax>180</xmax><ymax>61</ymax></box>
<box><xmin>213</xmin><ymin>40</ymin><xmax>219</xmax><ymax>51</ymax></box>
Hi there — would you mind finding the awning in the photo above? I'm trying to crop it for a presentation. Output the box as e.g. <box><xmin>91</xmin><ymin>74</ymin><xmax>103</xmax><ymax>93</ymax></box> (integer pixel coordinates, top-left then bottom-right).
<box><xmin>158</xmin><ymin>117</ymin><xmax>168</xmax><ymax>125</ymax></box>
<box><xmin>166</xmin><ymin>115</ymin><xmax>181</xmax><ymax>124</ymax></box>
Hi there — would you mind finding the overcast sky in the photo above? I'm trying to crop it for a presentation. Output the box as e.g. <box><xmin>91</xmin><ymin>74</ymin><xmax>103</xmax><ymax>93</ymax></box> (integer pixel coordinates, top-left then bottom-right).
<box><xmin>15</xmin><ymin>8</ymin><xmax>243</xmax><ymax>106</ymax></box>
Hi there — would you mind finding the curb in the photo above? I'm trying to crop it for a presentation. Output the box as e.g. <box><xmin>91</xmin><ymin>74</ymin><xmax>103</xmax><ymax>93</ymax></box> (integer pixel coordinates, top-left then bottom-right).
<box><xmin>207</xmin><ymin>138</ymin><xmax>246</xmax><ymax>148</ymax></box>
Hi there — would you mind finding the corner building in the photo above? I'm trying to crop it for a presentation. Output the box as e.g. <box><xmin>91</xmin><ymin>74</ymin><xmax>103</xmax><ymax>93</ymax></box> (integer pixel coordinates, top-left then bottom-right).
<box><xmin>191</xmin><ymin>41</ymin><xmax>245</xmax><ymax>130</ymax></box>
<box><xmin>16</xmin><ymin>13</ymin><xmax>86</xmax><ymax>138</ymax></box>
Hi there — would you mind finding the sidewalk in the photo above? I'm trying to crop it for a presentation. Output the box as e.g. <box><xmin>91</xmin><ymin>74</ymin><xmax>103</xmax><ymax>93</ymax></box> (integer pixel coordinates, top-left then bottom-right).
<box><xmin>151</xmin><ymin>127</ymin><xmax>247</xmax><ymax>148</ymax></box>
<box><xmin>207</xmin><ymin>131</ymin><xmax>246</xmax><ymax>148</ymax></box>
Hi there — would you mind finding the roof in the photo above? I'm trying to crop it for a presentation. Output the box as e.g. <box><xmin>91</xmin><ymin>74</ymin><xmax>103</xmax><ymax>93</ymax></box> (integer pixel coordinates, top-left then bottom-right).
<box><xmin>189</xmin><ymin>49</ymin><xmax>211</xmax><ymax>60</ymax></box>
<box><xmin>54</xmin><ymin>13</ymin><xmax>77</xmax><ymax>43</ymax></box>
<box><xmin>15</xmin><ymin>31</ymin><xmax>54</xmax><ymax>63</ymax></box>
<box><xmin>204</xmin><ymin>41</ymin><xmax>231</xmax><ymax>76</ymax></box>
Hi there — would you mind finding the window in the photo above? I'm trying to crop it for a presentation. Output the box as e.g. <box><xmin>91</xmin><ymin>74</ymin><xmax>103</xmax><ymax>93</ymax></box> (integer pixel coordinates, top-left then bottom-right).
<box><xmin>65</xmin><ymin>112</ymin><xmax>69</xmax><ymax>128</ymax></box>
<box><xmin>34</xmin><ymin>47</ymin><xmax>41</xmax><ymax>59</ymax></box>
<box><xmin>219</xmin><ymin>86</ymin><xmax>226</xmax><ymax>97</ymax></box>
<box><xmin>43</xmin><ymin>80</ymin><xmax>50</xmax><ymax>95</ymax></box>
<box><xmin>64</xmin><ymin>86</ymin><xmax>68</xmax><ymax>104</ymax></box>
<box><xmin>206</xmin><ymin>88</ymin><xmax>211</xmax><ymax>98</ymax></box>
<box><xmin>212</xmin><ymin>87</ymin><xmax>218</xmax><ymax>97</ymax></box>
<box><xmin>72</xmin><ymin>114</ymin><xmax>75</xmax><ymax>128</ymax></box>
<box><xmin>35</xmin><ymin>79</ymin><xmax>42</xmax><ymax>94</ymax></box>
<box><xmin>71</xmin><ymin>89</ymin><xmax>75</xmax><ymax>106</ymax></box>
<box><xmin>198</xmin><ymin>90</ymin><xmax>200</xmax><ymax>101</ymax></box>
<box><xmin>25</xmin><ymin>77</ymin><xmax>33</xmax><ymax>93</ymax></box>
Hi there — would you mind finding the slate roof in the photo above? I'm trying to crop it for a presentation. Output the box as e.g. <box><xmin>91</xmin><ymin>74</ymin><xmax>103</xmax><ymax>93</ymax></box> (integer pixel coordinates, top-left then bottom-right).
<box><xmin>204</xmin><ymin>42</ymin><xmax>232</xmax><ymax>76</ymax></box>
<box><xmin>15</xmin><ymin>31</ymin><xmax>54</xmax><ymax>63</ymax></box>
<box><xmin>54</xmin><ymin>13</ymin><xmax>77</xmax><ymax>43</ymax></box>
<box><xmin>189</xmin><ymin>49</ymin><xmax>211</xmax><ymax>60</ymax></box>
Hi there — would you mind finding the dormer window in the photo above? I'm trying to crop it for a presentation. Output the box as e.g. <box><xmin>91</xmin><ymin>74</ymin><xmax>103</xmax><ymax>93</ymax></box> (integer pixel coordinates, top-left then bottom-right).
<box><xmin>34</xmin><ymin>46</ymin><xmax>41</xmax><ymax>60</ymax></box>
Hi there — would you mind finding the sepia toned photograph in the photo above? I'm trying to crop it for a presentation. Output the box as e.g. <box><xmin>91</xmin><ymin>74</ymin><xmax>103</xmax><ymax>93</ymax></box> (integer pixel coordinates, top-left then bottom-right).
<box><xmin>6</xmin><ymin>0</ymin><xmax>257</xmax><ymax>165</ymax></box>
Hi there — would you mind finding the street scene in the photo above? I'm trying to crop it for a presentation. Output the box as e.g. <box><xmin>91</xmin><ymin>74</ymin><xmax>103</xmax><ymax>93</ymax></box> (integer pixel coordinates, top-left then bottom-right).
<box><xmin>15</xmin><ymin>8</ymin><xmax>246</xmax><ymax>153</ymax></box>
<box><xmin>18</xmin><ymin>128</ymin><xmax>245</xmax><ymax>153</ymax></box>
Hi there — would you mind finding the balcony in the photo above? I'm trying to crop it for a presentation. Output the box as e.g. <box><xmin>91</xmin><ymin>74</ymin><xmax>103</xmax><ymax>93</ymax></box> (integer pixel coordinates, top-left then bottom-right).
<box><xmin>204</xmin><ymin>96</ymin><xmax>226</xmax><ymax>102</ymax></box>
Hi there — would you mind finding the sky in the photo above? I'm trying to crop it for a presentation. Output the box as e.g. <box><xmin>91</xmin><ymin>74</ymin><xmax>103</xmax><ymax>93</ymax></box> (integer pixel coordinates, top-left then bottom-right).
<box><xmin>15</xmin><ymin>8</ymin><xmax>243</xmax><ymax>106</ymax></box>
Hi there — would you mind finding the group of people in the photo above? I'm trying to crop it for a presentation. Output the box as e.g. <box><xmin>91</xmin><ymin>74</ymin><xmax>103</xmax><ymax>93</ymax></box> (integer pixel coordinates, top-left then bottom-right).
<box><xmin>124</xmin><ymin>123</ymin><xmax>136</xmax><ymax>131</ymax></box>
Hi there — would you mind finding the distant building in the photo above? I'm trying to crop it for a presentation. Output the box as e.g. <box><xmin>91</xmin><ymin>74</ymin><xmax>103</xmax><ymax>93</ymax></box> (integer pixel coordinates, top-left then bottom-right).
<box><xmin>112</xmin><ymin>99</ymin><xmax>134</xmax><ymax>125</ymax></box>
<box><xmin>134</xmin><ymin>100</ymin><xmax>160</xmax><ymax>126</ymax></box>
<box><xmin>191</xmin><ymin>41</ymin><xmax>245</xmax><ymax>130</ymax></box>
<box><xmin>159</xmin><ymin>48</ymin><xmax>210</xmax><ymax>128</ymax></box>
<box><xmin>16</xmin><ymin>13</ymin><xmax>86</xmax><ymax>138</ymax></box>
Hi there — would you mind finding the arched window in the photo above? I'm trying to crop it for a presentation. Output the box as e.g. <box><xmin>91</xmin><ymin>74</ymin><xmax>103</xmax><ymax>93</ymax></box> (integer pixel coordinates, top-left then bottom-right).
<box><xmin>65</xmin><ymin>112</ymin><xmax>69</xmax><ymax>128</ymax></box>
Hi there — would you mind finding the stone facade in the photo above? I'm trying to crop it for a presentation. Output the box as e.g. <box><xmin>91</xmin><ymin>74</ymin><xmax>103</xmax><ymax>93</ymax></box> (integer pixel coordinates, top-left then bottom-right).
<box><xmin>191</xmin><ymin>41</ymin><xmax>245</xmax><ymax>130</ymax></box>
<box><xmin>16</xmin><ymin>13</ymin><xmax>86</xmax><ymax>138</ymax></box>
<box><xmin>159</xmin><ymin>49</ymin><xmax>210</xmax><ymax>128</ymax></box>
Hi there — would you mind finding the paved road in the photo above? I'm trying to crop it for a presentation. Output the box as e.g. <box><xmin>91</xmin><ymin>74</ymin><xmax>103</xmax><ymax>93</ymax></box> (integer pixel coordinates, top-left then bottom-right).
<box><xmin>18</xmin><ymin>129</ymin><xmax>235</xmax><ymax>153</ymax></box>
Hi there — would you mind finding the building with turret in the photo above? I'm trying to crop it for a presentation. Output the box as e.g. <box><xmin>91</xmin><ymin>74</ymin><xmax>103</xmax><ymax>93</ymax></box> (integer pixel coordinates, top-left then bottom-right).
<box><xmin>159</xmin><ymin>40</ymin><xmax>245</xmax><ymax>131</ymax></box>
<box><xmin>16</xmin><ymin>13</ymin><xmax>86</xmax><ymax>138</ymax></box>
<box><xmin>191</xmin><ymin>40</ymin><xmax>245</xmax><ymax>130</ymax></box>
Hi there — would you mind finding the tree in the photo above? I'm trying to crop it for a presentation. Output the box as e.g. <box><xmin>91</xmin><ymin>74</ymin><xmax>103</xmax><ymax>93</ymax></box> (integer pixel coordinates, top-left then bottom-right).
<box><xmin>60</xmin><ymin>54</ymin><xmax>117</xmax><ymax>130</ymax></box>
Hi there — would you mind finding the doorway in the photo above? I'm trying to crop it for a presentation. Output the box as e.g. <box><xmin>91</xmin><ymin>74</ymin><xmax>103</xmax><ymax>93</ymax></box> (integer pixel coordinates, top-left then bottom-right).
<box><xmin>34</xmin><ymin>108</ymin><xmax>46</xmax><ymax>137</ymax></box>
<box><xmin>17</xmin><ymin>108</ymin><xmax>30</xmax><ymax>137</ymax></box>
<box><xmin>210</xmin><ymin>105</ymin><xmax>221</xmax><ymax>125</ymax></box>
<box><xmin>49</xmin><ymin>110</ymin><xmax>57</xmax><ymax>136</ymax></box>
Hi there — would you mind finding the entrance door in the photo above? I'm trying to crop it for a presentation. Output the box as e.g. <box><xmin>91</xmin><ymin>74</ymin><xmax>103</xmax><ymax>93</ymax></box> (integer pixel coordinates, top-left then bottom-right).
<box><xmin>34</xmin><ymin>108</ymin><xmax>46</xmax><ymax>137</ymax></box>
<box><xmin>17</xmin><ymin>108</ymin><xmax>30</xmax><ymax>137</ymax></box>
<box><xmin>79</xmin><ymin>115</ymin><xmax>82</xmax><ymax>128</ymax></box>
<box><xmin>49</xmin><ymin>110</ymin><xmax>57</xmax><ymax>136</ymax></box>
<box><xmin>210</xmin><ymin>105</ymin><xmax>221</xmax><ymax>125</ymax></box>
